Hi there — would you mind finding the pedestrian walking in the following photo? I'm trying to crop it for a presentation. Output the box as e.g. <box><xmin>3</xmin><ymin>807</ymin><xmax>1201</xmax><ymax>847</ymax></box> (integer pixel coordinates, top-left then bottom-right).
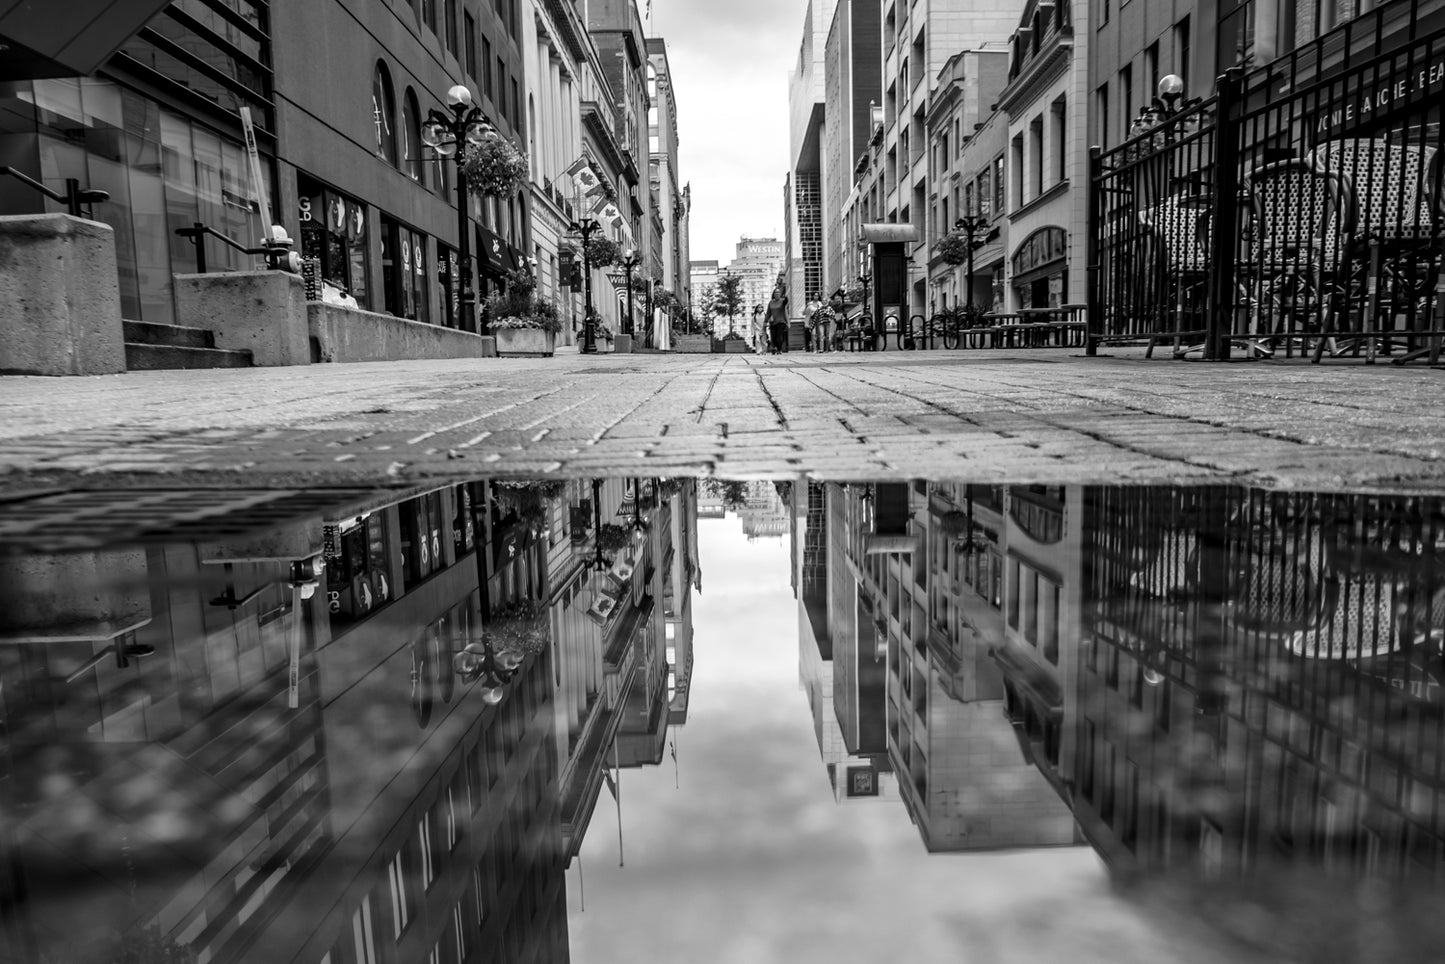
<box><xmin>766</xmin><ymin>284</ymin><xmax>789</xmax><ymax>355</ymax></box>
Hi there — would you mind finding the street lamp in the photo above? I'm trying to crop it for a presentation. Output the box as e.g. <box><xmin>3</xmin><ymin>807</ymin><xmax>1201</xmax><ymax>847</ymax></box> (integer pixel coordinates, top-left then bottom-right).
<box><xmin>422</xmin><ymin>85</ymin><xmax>493</xmax><ymax>335</ymax></box>
<box><xmin>569</xmin><ymin>217</ymin><xmax>604</xmax><ymax>353</ymax></box>
<box><xmin>1128</xmin><ymin>74</ymin><xmax>1197</xmax><ymax>139</ymax></box>
<box><xmin>620</xmin><ymin>247</ymin><xmax>642</xmax><ymax>336</ymax></box>
<box><xmin>952</xmin><ymin>214</ymin><xmax>990</xmax><ymax>315</ymax></box>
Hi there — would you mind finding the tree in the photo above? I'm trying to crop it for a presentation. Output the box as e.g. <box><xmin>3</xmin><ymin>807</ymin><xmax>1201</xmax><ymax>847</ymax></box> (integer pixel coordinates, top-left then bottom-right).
<box><xmin>703</xmin><ymin>479</ymin><xmax>749</xmax><ymax>510</ymax></box>
<box><xmin>714</xmin><ymin>274</ymin><xmax>745</xmax><ymax>337</ymax></box>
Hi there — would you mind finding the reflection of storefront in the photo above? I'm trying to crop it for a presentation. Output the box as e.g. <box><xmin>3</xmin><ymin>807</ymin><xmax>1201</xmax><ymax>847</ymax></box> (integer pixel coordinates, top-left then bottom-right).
<box><xmin>401</xmin><ymin>489</ymin><xmax>446</xmax><ymax>587</ymax></box>
<box><xmin>1011</xmin><ymin>226</ymin><xmax>1068</xmax><ymax>310</ymax></box>
<box><xmin>325</xmin><ymin>514</ymin><xmax>392</xmax><ymax>622</ymax></box>
<box><xmin>298</xmin><ymin>175</ymin><xmax>370</xmax><ymax>307</ymax></box>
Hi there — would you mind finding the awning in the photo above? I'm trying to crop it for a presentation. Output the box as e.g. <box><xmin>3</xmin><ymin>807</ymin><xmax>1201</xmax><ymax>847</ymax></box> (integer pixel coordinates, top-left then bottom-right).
<box><xmin>476</xmin><ymin>226</ymin><xmax>522</xmax><ymax>276</ymax></box>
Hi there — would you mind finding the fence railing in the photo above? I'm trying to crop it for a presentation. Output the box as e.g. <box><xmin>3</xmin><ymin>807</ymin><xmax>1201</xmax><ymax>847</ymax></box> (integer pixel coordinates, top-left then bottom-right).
<box><xmin>1089</xmin><ymin>16</ymin><xmax>1445</xmax><ymax>364</ymax></box>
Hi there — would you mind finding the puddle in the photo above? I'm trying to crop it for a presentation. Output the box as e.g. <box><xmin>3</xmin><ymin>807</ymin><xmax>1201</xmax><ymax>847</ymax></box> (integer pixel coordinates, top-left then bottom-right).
<box><xmin>2</xmin><ymin>478</ymin><xmax>1443</xmax><ymax>963</ymax></box>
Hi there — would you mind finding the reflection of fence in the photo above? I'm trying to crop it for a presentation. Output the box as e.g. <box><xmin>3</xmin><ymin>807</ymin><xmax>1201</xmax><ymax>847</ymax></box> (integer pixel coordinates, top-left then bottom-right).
<box><xmin>1083</xmin><ymin>485</ymin><xmax>1445</xmax><ymax>877</ymax></box>
<box><xmin>1089</xmin><ymin>15</ymin><xmax>1445</xmax><ymax>363</ymax></box>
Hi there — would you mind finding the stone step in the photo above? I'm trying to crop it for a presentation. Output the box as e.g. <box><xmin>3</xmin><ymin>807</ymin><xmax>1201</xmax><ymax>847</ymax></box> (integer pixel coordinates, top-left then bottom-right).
<box><xmin>124</xmin><ymin>343</ymin><xmax>253</xmax><ymax>370</ymax></box>
<box><xmin>122</xmin><ymin>319</ymin><xmax>215</xmax><ymax>349</ymax></box>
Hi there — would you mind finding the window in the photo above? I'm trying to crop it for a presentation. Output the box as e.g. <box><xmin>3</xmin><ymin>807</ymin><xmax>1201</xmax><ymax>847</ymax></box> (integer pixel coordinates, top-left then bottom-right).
<box><xmin>1029</xmin><ymin>116</ymin><xmax>1044</xmax><ymax>199</ymax></box>
<box><xmin>422</xmin><ymin>0</ymin><xmax>437</xmax><ymax>33</ymax></box>
<box><xmin>464</xmin><ymin>11</ymin><xmax>477</xmax><ymax>78</ymax></box>
<box><xmin>1051</xmin><ymin>95</ymin><xmax>1066</xmax><ymax>185</ymax></box>
<box><xmin>418</xmin><ymin>813</ymin><xmax>436</xmax><ymax>887</ymax></box>
<box><xmin>402</xmin><ymin>88</ymin><xmax>424</xmax><ymax>183</ymax></box>
<box><xmin>381</xmin><ymin>216</ymin><xmax>430</xmax><ymax>322</ymax></box>
<box><xmin>444</xmin><ymin>0</ymin><xmax>458</xmax><ymax>55</ymax></box>
<box><xmin>1010</xmin><ymin>134</ymin><xmax>1024</xmax><ymax>209</ymax></box>
<box><xmin>1175</xmin><ymin>16</ymin><xmax>1191</xmax><ymax>92</ymax></box>
<box><xmin>388</xmin><ymin>853</ymin><xmax>411</xmax><ymax>937</ymax></box>
<box><xmin>993</xmin><ymin>156</ymin><xmax>1005</xmax><ymax>214</ymax></box>
<box><xmin>298</xmin><ymin>178</ymin><xmax>370</xmax><ymax>308</ymax></box>
<box><xmin>437</xmin><ymin>242</ymin><xmax>458</xmax><ymax>327</ymax></box>
<box><xmin>1099</xmin><ymin>0</ymin><xmax>1110</xmax><ymax>27</ymax></box>
<box><xmin>978</xmin><ymin>170</ymin><xmax>992</xmax><ymax>219</ymax></box>
<box><xmin>511</xmin><ymin>78</ymin><xmax>520</xmax><ymax>132</ymax></box>
<box><xmin>1119</xmin><ymin>64</ymin><xmax>1134</xmax><ymax>137</ymax></box>
<box><xmin>482</xmin><ymin>38</ymin><xmax>494</xmax><ymax>98</ymax></box>
<box><xmin>1097</xmin><ymin>81</ymin><xmax>1110</xmax><ymax>148</ymax></box>
<box><xmin>495</xmin><ymin>58</ymin><xmax>506</xmax><ymax>119</ymax></box>
<box><xmin>1144</xmin><ymin>42</ymin><xmax>1160</xmax><ymax>98</ymax></box>
<box><xmin>373</xmin><ymin>61</ymin><xmax>397</xmax><ymax>164</ymax></box>
<box><xmin>352</xmin><ymin>897</ymin><xmax>377</xmax><ymax>964</ymax></box>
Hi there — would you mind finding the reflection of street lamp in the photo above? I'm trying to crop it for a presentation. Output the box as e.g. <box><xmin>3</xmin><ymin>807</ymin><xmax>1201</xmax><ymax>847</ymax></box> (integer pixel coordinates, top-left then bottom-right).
<box><xmin>570</xmin><ymin>218</ymin><xmax>603</xmax><ymax>353</ymax></box>
<box><xmin>591</xmin><ymin>479</ymin><xmax>612</xmax><ymax>570</ymax></box>
<box><xmin>422</xmin><ymin>85</ymin><xmax>493</xmax><ymax>335</ymax></box>
<box><xmin>620</xmin><ymin>247</ymin><xmax>641</xmax><ymax>336</ymax></box>
<box><xmin>631</xmin><ymin>478</ymin><xmax>649</xmax><ymax>532</ymax></box>
<box><xmin>452</xmin><ymin>638</ymin><xmax>523</xmax><ymax>704</ymax></box>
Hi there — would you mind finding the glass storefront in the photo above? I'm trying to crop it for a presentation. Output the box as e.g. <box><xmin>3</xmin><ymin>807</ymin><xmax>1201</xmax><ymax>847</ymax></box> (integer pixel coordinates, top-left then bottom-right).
<box><xmin>382</xmin><ymin>215</ymin><xmax>431</xmax><ymax>322</ymax></box>
<box><xmin>8</xmin><ymin>77</ymin><xmax>274</xmax><ymax>323</ymax></box>
<box><xmin>298</xmin><ymin>175</ymin><xmax>370</xmax><ymax>308</ymax></box>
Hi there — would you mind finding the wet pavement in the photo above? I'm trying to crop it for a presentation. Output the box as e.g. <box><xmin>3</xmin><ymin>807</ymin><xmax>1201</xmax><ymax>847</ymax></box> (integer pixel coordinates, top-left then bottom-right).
<box><xmin>0</xmin><ymin>349</ymin><xmax>1443</xmax><ymax>493</ymax></box>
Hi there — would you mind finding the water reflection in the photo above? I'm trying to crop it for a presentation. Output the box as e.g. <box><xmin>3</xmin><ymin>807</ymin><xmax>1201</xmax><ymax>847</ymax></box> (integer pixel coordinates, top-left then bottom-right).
<box><xmin>0</xmin><ymin>478</ymin><xmax>698</xmax><ymax>964</ymax></box>
<box><xmin>1</xmin><ymin>479</ymin><xmax>1444</xmax><ymax>961</ymax></box>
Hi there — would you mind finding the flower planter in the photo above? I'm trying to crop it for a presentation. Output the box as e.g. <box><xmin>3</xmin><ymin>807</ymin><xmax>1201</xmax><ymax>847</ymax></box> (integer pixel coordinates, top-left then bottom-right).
<box><xmin>596</xmin><ymin>337</ymin><xmax>614</xmax><ymax>354</ymax></box>
<box><xmin>673</xmin><ymin>333</ymin><xmax>712</xmax><ymax>354</ymax></box>
<box><xmin>495</xmin><ymin>327</ymin><xmax>556</xmax><ymax>357</ymax></box>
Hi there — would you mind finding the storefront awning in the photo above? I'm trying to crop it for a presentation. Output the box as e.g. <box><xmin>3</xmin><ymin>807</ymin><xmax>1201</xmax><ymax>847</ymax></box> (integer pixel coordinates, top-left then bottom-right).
<box><xmin>477</xmin><ymin>227</ymin><xmax>523</xmax><ymax>277</ymax></box>
<box><xmin>861</xmin><ymin>223</ymin><xmax>920</xmax><ymax>244</ymax></box>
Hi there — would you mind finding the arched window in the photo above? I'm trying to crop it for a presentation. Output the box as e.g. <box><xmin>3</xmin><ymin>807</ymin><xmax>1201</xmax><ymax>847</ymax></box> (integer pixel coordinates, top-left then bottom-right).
<box><xmin>402</xmin><ymin>88</ymin><xmax>424</xmax><ymax>183</ymax></box>
<box><xmin>373</xmin><ymin>62</ymin><xmax>397</xmax><ymax>164</ymax></box>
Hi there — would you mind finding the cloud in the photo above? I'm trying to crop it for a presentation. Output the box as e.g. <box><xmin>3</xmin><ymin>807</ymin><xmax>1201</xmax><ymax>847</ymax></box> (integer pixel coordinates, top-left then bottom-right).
<box><xmin>651</xmin><ymin>0</ymin><xmax>806</xmax><ymax>261</ymax></box>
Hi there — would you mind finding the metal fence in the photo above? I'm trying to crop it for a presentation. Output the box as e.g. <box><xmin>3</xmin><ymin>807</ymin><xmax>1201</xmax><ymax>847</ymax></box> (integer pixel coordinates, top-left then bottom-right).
<box><xmin>1089</xmin><ymin>15</ymin><xmax>1445</xmax><ymax>364</ymax></box>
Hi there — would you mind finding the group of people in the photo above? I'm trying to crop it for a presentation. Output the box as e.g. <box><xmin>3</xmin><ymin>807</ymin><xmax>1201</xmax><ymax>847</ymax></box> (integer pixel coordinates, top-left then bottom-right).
<box><xmin>760</xmin><ymin>283</ymin><xmax>854</xmax><ymax>354</ymax></box>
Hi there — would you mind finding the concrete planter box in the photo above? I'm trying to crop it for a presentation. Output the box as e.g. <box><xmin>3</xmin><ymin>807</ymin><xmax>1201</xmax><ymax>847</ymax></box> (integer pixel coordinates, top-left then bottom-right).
<box><xmin>174</xmin><ymin>270</ymin><xmax>308</xmax><ymax>366</ymax></box>
<box><xmin>308</xmin><ymin>303</ymin><xmax>496</xmax><ymax>362</ymax></box>
<box><xmin>673</xmin><ymin>334</ymin><xmax>712</xmax><ymax>354</ymax></box>
<box><xmin>495</xmin><ymin>327</ymin><xmax>556</xmax><ymax>357</ymax></box>
<box><xmin>0</xmin><ymin>214</ymin><xmax>124</xmax><ymax>375</ymax></box>
<box><xmin>721</xmin><ymin>338</ymin><xmax>751</xmax><ymax>354</ymax></box>
<box><xmin>613</xmin><ymin>334</ymin><xmax>633</xmax><ymax>353</ymax></box>
<box><xmin>595</xmin><ymin>337</ymin><xmax>614</xmax><ymax>354</ymax></box>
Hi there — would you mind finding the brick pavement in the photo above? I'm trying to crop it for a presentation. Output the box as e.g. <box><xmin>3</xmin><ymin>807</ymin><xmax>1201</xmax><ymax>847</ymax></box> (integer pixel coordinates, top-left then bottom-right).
<box><xmin>0</xmin><ymin>348</ymin><xmax>1442</xmax><ymax>495</ymax></box>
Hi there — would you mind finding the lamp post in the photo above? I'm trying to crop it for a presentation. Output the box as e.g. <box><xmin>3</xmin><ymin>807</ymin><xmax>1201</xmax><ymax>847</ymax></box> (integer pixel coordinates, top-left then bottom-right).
<box><xmin>620</xmin><ymin>247</ymin><xmax>641</xmax><ymax>336</ymax></box>
<box><xmin>570</xmin><ymin>217</ymin><xmax>603</xmax><ymax>353</ymax></box>
<box><xmin>451</xmin><ymin>636</ymin><xmax>523</xmax><ymax>704</ymax></box>
<box><xmin>952</xmin><ymin>213</ymin><xmax>990</xmax><ymax>314</ymax></box>
<box><xmin>1128</xmin><ymin>74</ymin><xmax>1196</xmax><ymax>141</ymax></box>
<box><xmin>422</xmin><ymin>85</ymin><xmax>493</xmax><ymax>335</ymax></box>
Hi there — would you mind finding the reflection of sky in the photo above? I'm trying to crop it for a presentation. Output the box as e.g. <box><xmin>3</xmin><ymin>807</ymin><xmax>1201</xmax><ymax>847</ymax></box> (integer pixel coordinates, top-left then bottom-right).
<box><xmin>564</xmin><ymin>516</ymin><xmax>1240</xmax><ymax>963</ymax></box>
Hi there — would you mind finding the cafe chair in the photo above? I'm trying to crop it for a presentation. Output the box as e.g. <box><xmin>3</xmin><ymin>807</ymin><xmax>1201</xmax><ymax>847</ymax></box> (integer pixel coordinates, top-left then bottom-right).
<box><xmin>1307</xmin><ymin>138</ymin><xmax>1444</xmax><ymax>363</ymax></box>
<box><xmin>1141</xmin><ymin>194</ymin><xmax>1212</xmax><ymax>357</ymax></box>
<box><xmin>1242</xmin><ymin>159</ymin><xmax>1357</xmax><ymax>358</ymax></box>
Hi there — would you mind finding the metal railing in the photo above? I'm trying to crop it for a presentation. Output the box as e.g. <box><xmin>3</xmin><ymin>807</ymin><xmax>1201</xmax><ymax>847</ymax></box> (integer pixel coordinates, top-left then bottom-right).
<box><xmin>1089</xmin><ymin>14</ymin><xmax>1445</xmax><ymax>364</ymax></box>
<box><xmin>0</xmin><ymin>166</ymin><xmax>108</xmax><ymax>217</ymax></box>
<box><xmin>175</xmin><ymin>221</ymin><xmax>299</xmax><ymax>275</ymax></box>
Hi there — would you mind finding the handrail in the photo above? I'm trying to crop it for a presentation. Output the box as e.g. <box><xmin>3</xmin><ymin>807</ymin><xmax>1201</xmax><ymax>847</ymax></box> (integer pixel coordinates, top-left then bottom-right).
<box><xmin>175</xmin><ymin>221</ymin><xmax>298</xmax><ymax>274</ymax></box>
<box><xmin>0</xmin><ymin>166</ymin><xmax>109</xmax><ymax>217</ymax></box>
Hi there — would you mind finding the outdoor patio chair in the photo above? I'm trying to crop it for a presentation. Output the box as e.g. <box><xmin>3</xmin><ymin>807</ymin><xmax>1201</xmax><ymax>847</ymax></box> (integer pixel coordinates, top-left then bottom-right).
<box><xmin>1241</xmin><ymin>159</ymin><xmax>1357</xmax><ymax>357</ymax></box>
<box><xmin>1140</xmin><ymin>194</ymin><xmax>1212</xmax><ymax>356</ymax></box>
<box><xmin>1307</xmin><ymin>138</ymin><xmax>1444</xmax><ymax>362</ymax></box>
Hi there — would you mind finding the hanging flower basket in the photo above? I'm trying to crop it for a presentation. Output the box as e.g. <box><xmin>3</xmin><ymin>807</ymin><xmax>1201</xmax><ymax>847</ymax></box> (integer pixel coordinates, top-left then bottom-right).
<box><xmin>596</xmin><ymin>523</ymin><xmax>630</xmax><ymax>552</ymax></box>
<box><xmin>483</xmin><ymin>600</ymin><xmax>549</xmax><ymax>657</ymax></box>
<box><xmin>462</xmin><ymin>132</ymin><xmax>529</xmax><ymax>197</ymax></box>
<box><xmin>938</xmin><ymin>510</ymin><xmax>970</xmax><ymax>539</ymax></box>
<box><xmin>585</xmin><ymin>235</ymin><xmax>620</xmax><ymax>268</ymax></box>
<box><xmin>937</xmin><ymin>231</ymin><xmax>973</xmax><ymax>266</ymax></box>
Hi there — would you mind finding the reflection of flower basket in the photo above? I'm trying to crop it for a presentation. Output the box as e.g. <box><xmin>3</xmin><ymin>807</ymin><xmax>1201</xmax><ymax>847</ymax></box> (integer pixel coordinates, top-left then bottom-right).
<box><xmin>938</xmin><ymin>510</ymin><xmax>970</xmax><ymax>539</ymax></box>
<box><xmin>485</xmin><ymin>600</ymin><xmax>549</xmax><ymax>657</ymax></box>
<box><xmin>596</xmin><ymin>523</ymin><xmax>630</xmax><ymax>552</ymax></box>
<box><xmin>462</xmin><ymin>133</ymin><xmax>529</xmax><ymax>197</ymax></box>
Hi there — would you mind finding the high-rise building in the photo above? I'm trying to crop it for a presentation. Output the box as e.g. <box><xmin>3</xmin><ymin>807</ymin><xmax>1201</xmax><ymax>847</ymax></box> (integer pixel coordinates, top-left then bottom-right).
<box><xmin>725</xmin><ymin>236</ymin><xmax>786</xmax><ymax>340</ymax></box>
<box><xmin>646</xmin><ymin>38</ymin><xmax>689</xmax><ymax>349</ymax></box>
<box><xmin>822</xmin><ymin>0</ymin><xmax>883</xmax><ymax>299</ymax></box>
<box><xmin>786</xmin><ymin>0</ymin><xmax>837</xmax><ymax>324</ymax></box>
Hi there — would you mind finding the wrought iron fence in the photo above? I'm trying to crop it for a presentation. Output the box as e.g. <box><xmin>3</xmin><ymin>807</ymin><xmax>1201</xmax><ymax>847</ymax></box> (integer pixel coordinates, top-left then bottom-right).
<box><xmin>1089</xmin><ymin>15</ymin><xmax>1445</xmax><ymax>364</ymax></box>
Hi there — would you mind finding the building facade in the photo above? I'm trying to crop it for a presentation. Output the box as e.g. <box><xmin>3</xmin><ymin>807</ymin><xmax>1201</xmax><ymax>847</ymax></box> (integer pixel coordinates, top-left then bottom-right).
<box><xmin>822</xmin><ymin>0</ymin><xmax>883</xmax><ymax>300</ymax></box>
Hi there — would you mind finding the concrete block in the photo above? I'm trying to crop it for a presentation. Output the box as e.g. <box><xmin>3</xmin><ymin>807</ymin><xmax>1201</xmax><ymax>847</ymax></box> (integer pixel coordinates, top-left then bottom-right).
<box><xmin>174</xmin><ymin>270</ymin><xmax>309</xmax><ymax>367</ymax></box>
<box><xmin>613</xmin><ymin>334</ymin><xmax>634</xmax><ymax>353</ymax></box>
<box><xmin>0</xmin><ymin>214</ymin><xmax>124</xmax><ymax>376</ymax></box>
<box><xmin>308</xmin><ymin>303</ymin><xmax>497</xmax><ymax>362</ymax></box>
<box><xmin>0</xmin><ymin>549</ymin><xmax>151</xmax><ymax>641</ymax></box>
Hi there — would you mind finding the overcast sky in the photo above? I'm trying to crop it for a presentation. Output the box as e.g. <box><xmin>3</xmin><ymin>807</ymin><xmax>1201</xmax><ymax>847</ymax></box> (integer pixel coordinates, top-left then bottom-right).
<box><xmin>647</xmin><ymin>0</ymin><xmax>802</xmax><ymax>265</ymax></box>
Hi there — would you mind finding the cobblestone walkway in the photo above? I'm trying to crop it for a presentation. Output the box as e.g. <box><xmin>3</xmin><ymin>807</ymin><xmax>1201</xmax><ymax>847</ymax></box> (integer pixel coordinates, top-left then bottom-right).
<box><xmin>0</xmin><ymin>349</ymin><xmax>1442</xmax><ymax>493</ymax></box>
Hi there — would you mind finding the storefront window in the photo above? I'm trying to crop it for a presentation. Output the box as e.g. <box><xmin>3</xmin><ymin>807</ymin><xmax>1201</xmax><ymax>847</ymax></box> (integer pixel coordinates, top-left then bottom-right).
<box><xmin>326</xmin><ymin>514</ymin><xmax>393</xmax><ymax>624</ymax></box>
<box><xmin>402</xmin><ymin>89</ymin><xmax>424</xmax><ymax>185</ymax></box>
<box><xmin>382</xmin><ymin>215</ymin><xmax>430</xmax><ymax>321</ymax></box>
<box><xmin>401</xmin><ymin>491</ymin><xmax>446</xmax><ymax>588</ymax></box>
<box><xmin>299</xmin><ymin>176</ymin><xmax>369</xmax><ymax>307</ymax></box>
<box><xmin>437</xmin><ymin>242</ymin><xmax>459</xmax><ymax>328</ymax></box>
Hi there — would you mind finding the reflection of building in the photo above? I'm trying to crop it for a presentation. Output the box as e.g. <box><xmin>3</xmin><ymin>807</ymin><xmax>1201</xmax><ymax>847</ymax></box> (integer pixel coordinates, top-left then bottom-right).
<box><xmin>833</xmin><ymin>482</ymin><xmax>1080</xmax><ymax>851</ymax></box>
<box><xmin>796</xmin><ymin>482</ymin><xmax>898</xmax><ymax>803</ymax></box>
<box><xmin>0</xmin><ymin>480</ymin><xmax>570</xmax><ymax>964</ymax></box>
<box><xmin>740</xmin><ymin>481</ymin><xmax>790</xmax><ymax>541</ymax></box>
